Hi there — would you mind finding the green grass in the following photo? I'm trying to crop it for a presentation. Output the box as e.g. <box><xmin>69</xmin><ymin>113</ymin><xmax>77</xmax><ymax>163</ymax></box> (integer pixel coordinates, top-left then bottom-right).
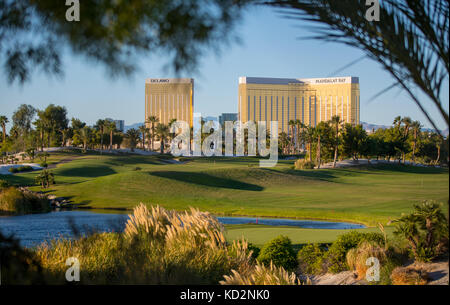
<box><xmin>224</xmin><ymin>224</ymin><xmax>396</xmax><ymax>247</ymax></box>
<box><xmin>1</xmin><ymin>151</ymin><xmax>448</xmax><ymax>226</ymax></box>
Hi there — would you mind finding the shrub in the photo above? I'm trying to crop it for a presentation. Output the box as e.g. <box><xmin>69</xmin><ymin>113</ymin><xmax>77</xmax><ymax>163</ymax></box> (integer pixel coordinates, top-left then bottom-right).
<box><xmin>40</xmin><ymin>161</ymin><xmax>48</xmax><ymax>168</ymax></box>
<box><xmin>346</xmin><ymin>241</ymin><xmax>387</xmax><ymax>280</ymax></box>
<box><xmin>220</xmin><ymin>261</ymin><xmax>301</xmax><ymax>285</ymax></box>
<box><xmin>390</xmin><ymin>266</ymin><xmax>428</xmax><ymax>285</ymax></box>
<box><xmin>294</xmin><ymin>159</ymin><xmax>315</xmax><ymax>170</ymax></box>
<box><xmin>0</xmin><ymin>179</ymin><xmax>11</xmax><ymax>189</ymax></box>
<box><xmin>35</xmin><ymin>204</ymin><xmax>255</xmax><ymax>285</ymax></box>
<box><xmin>322</xmin><ymin>231</ymin><xmax>385</xmax><ymax>273</ymax></box>
<box><xmin>247</xmin><ymin>243</ymin><xmax>261</xmax><ymax>259</ymax></box>
<box><xmin>133</xmin><ymin>166</ymin><xmax>142</xmax><ymax>171</ymax></box>
<box><xmin>297</xmin><ymin>243</ymin><xmax>325</xmax><ymax>275</ymax></box>
<box><xmin>9</xmin><ymin>165</ymin><xmax>34</xmax><ymax>173</ymax></box>
<box><xmin>257</xmin><ymin>235</ymin><xmax>298</xmax><ymax>271</ymax></box>
<box><xmin>0</xmin><ymin>187</ymin><xmax>49</xmax><ymax>214</ymax></box>
<box><xmin>393</xmin><ymin>201</ymin><xmax>449</xmax><ymax>262</ymax></box>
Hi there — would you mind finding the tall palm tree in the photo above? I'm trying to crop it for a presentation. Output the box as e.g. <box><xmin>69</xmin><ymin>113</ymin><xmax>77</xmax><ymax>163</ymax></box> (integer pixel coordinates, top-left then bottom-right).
<box><xmin>95</xmin><ymin>119</ymin><xmax>106</xmax><ymax>151</ymax></box>
<box><xmin>302</xmin><ymin>126</ymin><xmax>315</xmax><ymax>162</ymax></box>
<box><xmin>105</xmin><ymin>120</ymin><xmax>116</xmax><ymax>150</ymax></box>
<box><xmin>125</xmin><ymin>128</ymin><xmax>141</xmax><ymax>152</ymax></box>
<box><xmin>79</xmin><ymin>126</ymin><xmax>92</xmax><ymax>150</ymax></box>
<box><xmin>138</xmin><ymin>125</ymin><xmax>148</xmax><ymax>150</ymax></box>
<box><xmin>155</xmin><ymin>123</ymin><xmax>169</xmax><ymax>154</ymax></box>
<box><xmin>410</xmin><ymin>121</ymin><xmax>422</xmax><ymax>163</ymax></box>
<box><xmin>288</xmin><ymin>120</ymin><xmax>296</xmax><ymax>154</ymax></box>
<box><xmin>0</xmin><ymin>115</ymin><xmax>8</xmax><ymax>143</ymax></box>
<box><xmin>147</xmin><ymin>116</ymin><xmax>159</xmax><ymax>151</ymax></box>
<box><xmin>331</xmin><ymin>115</ymin><xmax>342</xmax><ymax>168</ymax></box>
<box><xmin>295</xmin><ymin>119</ymin><xmax>302</xmax><ymax>153</ymax></box>
<box><xmin>401</xmin><ymin>117</ymin><xmax>412</xmax><ymax>163</ymax></box>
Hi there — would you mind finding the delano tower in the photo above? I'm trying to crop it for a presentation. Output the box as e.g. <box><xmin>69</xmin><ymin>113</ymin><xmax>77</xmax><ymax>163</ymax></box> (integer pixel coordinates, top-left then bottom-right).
<box><xmin>145</xmin><ymin>78</ymin><xmax>194</xmax><ymax>127</ymax></box>
<box><xmin>238</xmin><ymin>76</ymin><xmax>360</xmax><ymax>133</ymax></box>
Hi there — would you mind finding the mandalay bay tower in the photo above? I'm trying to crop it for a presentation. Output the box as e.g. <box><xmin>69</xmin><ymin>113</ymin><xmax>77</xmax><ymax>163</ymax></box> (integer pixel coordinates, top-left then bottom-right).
<box><xmin>238</xmin><ymin>76</ymin><xmax>360</xmax><ymax>133</ymax></box>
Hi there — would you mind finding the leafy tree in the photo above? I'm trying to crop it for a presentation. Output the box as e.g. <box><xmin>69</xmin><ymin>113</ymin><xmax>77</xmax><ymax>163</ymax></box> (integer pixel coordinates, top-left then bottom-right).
<box><xmin>0</xmin><ymin>0</ymin><xmax>248</xmax><ymax>84</ymax></box>
<box><xmin>341</xmin><ymin>124</ymin><xmax>367</xmax><ymax>160</ymax></box>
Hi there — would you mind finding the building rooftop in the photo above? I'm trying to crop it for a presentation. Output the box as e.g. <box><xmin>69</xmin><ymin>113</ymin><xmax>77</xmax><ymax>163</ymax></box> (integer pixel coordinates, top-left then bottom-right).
<box><xmin>239</xmin><ymin>76</ymin><xmax>359</xmax><ymax>85</ymax></box>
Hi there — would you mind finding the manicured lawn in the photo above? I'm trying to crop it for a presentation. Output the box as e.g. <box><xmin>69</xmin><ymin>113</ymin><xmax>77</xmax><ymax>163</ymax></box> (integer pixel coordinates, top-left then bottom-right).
<box><xmin>224</xmin><ymin>224</ymin><xmax>396</xmax><ymax>247</ymax></box>
<box><xmin>1</xmin><ymin>151</ymin><xmax>448</xmax><ymax>226</ymax></box>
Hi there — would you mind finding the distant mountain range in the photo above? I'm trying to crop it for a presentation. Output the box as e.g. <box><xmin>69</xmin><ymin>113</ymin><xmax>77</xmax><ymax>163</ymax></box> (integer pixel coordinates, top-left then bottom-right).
<box><xmin>125</xmin><ymin>121</ymin><xmax>448</xmax><ymax>137</ymax></box>
<box><xmin>361</xmin><ymin>121</ymin><xmax>449</xmax><ymax>136</ymax></box>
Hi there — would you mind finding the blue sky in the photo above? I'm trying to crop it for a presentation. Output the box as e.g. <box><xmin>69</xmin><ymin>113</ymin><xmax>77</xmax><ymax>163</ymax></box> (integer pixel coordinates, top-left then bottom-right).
<box><xmin>0</xmin><ymin>6</ymin><xmax>448</xmax><ymax>130</ymax></box>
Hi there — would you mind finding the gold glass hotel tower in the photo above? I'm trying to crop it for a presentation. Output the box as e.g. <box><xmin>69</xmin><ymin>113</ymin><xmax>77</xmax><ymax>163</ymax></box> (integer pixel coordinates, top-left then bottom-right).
<box><xmin>145</xmin><ymin>78</ymin><xmax>194</xmax><ymax>127</ymax></box>
<box><xmin>238</xmin><ymin>77</ymin><xmax>360</xmax><ymax>133</ymax></box>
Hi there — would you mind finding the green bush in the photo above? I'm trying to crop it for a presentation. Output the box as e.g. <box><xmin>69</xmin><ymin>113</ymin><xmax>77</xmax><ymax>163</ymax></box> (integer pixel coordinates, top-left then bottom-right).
<box><xmin>322</xmin><ymin>231</ymin><xmax>385</xmax><ymax>273</ymax></box>
<box><xmin>294</xmin><ymin>159</ymin><xmax>315</xmax><ymax>170</ymax></box>
<box><xmin>393</xmin><ymin>201</ymin><xmax>449</xmax><ymax>262</ymax></box>
<box><xmin>247</xmin><ymin>243</ymin><xmax>261</xmax><ymax>259</ymax></box>
<box><xmin>40</xmin><ymin>161</ymin><xmax>48</xmax><ymax>168</ymax></box>
<box><xmin>257</xmin><ymin>235</ymin><xmax>298</xmax><ymax>271</ymax></box>
<box><xmin>9</xmin><ymin>165</ymin><xmax>34</xmax><ymax>173</ymax></box>
<box><xmin>0</xmin><ymin>179</ymin><xmax>11</xmax><ymax>189</ymax></box>
<box><xmin>297</xmin><ymin>243</ymin><xmax>325</xmax><ymax>275</ymax></box>
<box><xmin>0</xmin><ymin>187</ymin><xmax>50</xmax><ymax>215</ymax></box>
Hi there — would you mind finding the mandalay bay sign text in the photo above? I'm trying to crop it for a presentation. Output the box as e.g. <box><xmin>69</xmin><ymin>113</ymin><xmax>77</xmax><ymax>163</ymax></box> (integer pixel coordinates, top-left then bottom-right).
<box><xmin>170</xmin><ymin>113</ymin><xmax>279</xmax><ymax>167</ymax></box>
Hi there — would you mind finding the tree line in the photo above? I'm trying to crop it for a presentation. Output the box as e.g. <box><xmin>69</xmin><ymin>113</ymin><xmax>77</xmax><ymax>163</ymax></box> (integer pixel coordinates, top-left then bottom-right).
<box><xmin>1</xmin><ymin>104</ymin><xmax>448</xmax><ymax>166</ymax></box>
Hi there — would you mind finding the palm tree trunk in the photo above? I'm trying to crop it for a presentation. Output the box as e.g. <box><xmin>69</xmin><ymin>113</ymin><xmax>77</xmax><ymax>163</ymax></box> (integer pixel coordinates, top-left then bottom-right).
<box><xmin>1</xmin><ymin>124</ymin><xmax>5</xmax><ymax>143</ymax></box>
<box><xmin>317</xmin><ymin>135</ymin><xmax>321</xmax><ymax>169</ymax></box>
<box><xmin>160</xmin><ymin>139</ymin><xmax>164</xmax><ymax>154</ymax></box>
<box><xmin>110</xmin><ymin>131</ymin><xmax>113</xmax><ymax>150</ymax></box>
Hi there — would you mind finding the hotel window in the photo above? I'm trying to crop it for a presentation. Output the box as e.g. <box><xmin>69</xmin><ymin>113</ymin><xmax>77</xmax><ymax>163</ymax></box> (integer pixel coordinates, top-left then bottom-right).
<box><xmin>248</xmin><ymin>95</ymin><xmax>251</xmax><ymax>122</ymax></box>
<box><xmin>259</xmin><ymin>96</ymin><xmax>262</xmax><ymax>121</ymax></box>
<box><xmin>265</xmin><ymin>96</ymin><xmax>268</xmax><ymax>124</ymax></box>
<box><xmin>294</xmin><ymin>97</ymin><xmax>297</xmax><ymax>121</ymax></box>
<box><xmin>254</xmin><ymin>96</ymin><xmax>256</xmax><ymax>122</ymax></box>
<box><xmin>302</xmin><ymin>96</ymin><xmax>304</xmax><ymax>123</ymax></box>
<box><xmin>271</xmin><ymin>96</ymin><xmax>273</xmax><ymax>122</ymax></box>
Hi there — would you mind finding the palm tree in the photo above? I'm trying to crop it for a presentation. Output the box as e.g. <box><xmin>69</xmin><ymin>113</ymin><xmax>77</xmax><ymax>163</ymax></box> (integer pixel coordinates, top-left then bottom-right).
<box><xmin>295</xmin><ymin>119</ymin><xmax>302</xmax><ymax>153</ymax></box>
<box><xmin>138</xmin><ymin>125</ymin><xmax>148</xmax><ymax>150</ymax></box>
<box><xmin>155</xmin><ymin>123</ymin><xmax>169</xmax><ymax>154</ymax></box>
<box><xmin>410</xmin><ymin>121</ymin><xmax>422</xmax><ymax>163</ymax></box>
<box><xmin>288</xmin><ymin>120</ymin><xmax>296</xmax><ymax>154</ymax></box>
<box><xmin>35</xmin><ymin>170</ymin><xmax>55</xmax><ymax>189</ymax></box>
<box><xmin>125</xmin><ymin>128</ymin><xmax>141</xmax><ymax>152</ymax></box>
<box><xmin>147</xmin><ymin>116</ymin><xmax>159</xmax><ymax>151</ymax></box>
<box><xmin>0</xmin><ymin>115</ymin><xmax>8</xmax><ymax>143</ymax></box>
<box><xmin>301</xmin><ymin>126</ymin><xmax>315</xmax><ymax>162</ymax></box>
<box><xmin>79</xmin><ymin>126</ymin><xmax>92</xmax><ymax>150</ymax></box>
<box><xmin>95</xmin><ymin>119</ymin><xmax>106</xmax><ymax>151</ymax></box>
<box><xmin>330</xmin><ymin>115</ymin><xmax>342</xmax><ymax>168</ymax></box>
<box><xmin>105</xmin><ymin>120</ymin><xmax>116</xmax><ymax>150</ymax></box>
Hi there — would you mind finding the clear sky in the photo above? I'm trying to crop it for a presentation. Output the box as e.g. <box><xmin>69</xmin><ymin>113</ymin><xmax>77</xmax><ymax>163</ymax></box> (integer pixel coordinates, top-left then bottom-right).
<box><xmin>0</xmin><ymin>6</ymin><xmax>448</xmax><ymax>131</ymax></box>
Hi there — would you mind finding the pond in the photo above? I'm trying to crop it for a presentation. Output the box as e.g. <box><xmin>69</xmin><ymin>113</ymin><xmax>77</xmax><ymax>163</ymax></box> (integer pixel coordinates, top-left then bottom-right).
<box><xmin>0</xmin><ymin>210</ymin><xmax>365</xmax><ymax>248</ymax></box>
